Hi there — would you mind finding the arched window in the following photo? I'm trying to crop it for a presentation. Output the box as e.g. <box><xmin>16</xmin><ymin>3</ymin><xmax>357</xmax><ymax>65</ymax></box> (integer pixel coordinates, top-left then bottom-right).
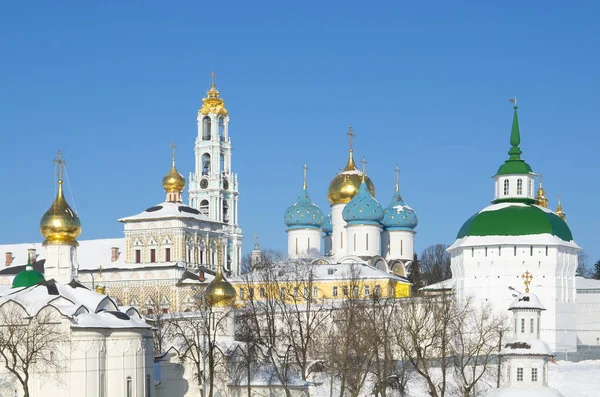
<box><xmin>202</xmin><ymin>153</ymin><xmax>211</xmax><ymax>175</ymax></box>
<box><xmin>528</xmin><ymin>179</ymin><xmax>533</xmax><ymax>196</ymax></box>
<box><xmin>517</xmin><ymin>179</ymin><xmax>523</xmax><ymax>195</ymax></box>
<box><xmin>220</xmin><ymin>153</ymin><xmax>225</xmax><ymax>173</ymax></box>
<box><xmin>218</xmin><ymin>116</ymin><xmax>225</xmax><ymax>139</ymax></box>
<box><xmin>146</xmin><ymin>375</ymin><xmax>151</xmax><ymax>397</ymax></box>
<box><xmin>200</xmin><ymin>200</ymin><xmax>209</xmax><ymax>216</ymax></box>
<box><xmin>503</xmin><ymin>179</ymin><xmax>510</xmax><ymax>195</ymax></box>
<box><xmin>223</xmin><ymin>200</ymin><xmax>229</xmax><ymax>223</ymax></box>
<box><xmin>126</xmin><ymin>376</ymin><xmax>133</xmax><ymax>397</ymax></box>
<box><xmin>202</xmin><ymin>117</ymin><xmax>211</xmax><ymax>140</ymax></box>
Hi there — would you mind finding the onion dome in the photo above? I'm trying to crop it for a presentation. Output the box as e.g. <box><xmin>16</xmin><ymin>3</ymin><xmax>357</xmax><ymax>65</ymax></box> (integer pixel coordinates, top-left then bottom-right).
<box><xmin>12</xmin><ymin>262</ymin><xmax>45</xmax><ymax>289</ymax></box>
<box><xmin>327</xmin><ymin>149</ymin><xmax>375</xmax><ymax>205</ymax></box>
<box><xmin>382</xmin><ymin>191</ymin><xmax>418</xmax><ymax>230</ymax></box>
<box><xmin>204</xmin><ymin>265</ymin><xmax>236</xmax><ymax>307</ymax></box>
<box><xmin>456</xmin><ymin>202</ymin><xmax>574</xmax><ymax>242</ymax></box>
<box><xmin>40</xmin><ymin>179</ymin><xmax>82</xmax><ymax>245</ymax></box>
<box><xmin>535</xmin><ymin>175</ymin><xmax>549</xmax><ymax>208</ymax></box>
<box><xmin>555</xmin><ymin>196</ymin><xmax>566</xmax><ymax>220</ymax></box>
<box><xmin>162</xmin><ymin>165</ymin><xmax>185</xmax><ymax>193</ymax></box>
<box><xmin>322</xmin><ymin>213</ymin><xmax>333</xmax><ymax>235</ymax></box>
<box><xmin>198</xmin><ymin>72</ymin><xmax>228</xmax><ymax>117</ymax></box>
<box><xmin>95</xmin><ymin>283</ymin><xmax>106</xmax><ymax>295</ymax></box>
<box><xmin>342</xmin><ymin>180</ymin><xmax>384</xmax><ymax>225</ymax></box>
<box><xmin>284</xmin><ymin>165</ymin><xmax>325</xmax><ymax>229</ymax></box>
<box><xmin>495</xmin><ymin>105</ymin><xmax>534</xmax><ymax>176</ymax></box>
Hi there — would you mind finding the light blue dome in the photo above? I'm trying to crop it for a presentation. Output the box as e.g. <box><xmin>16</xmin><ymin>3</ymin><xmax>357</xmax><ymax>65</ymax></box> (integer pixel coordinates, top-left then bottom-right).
<box><xmin>342</xmin><ymin>181</ymin><xmax>384</xmax><ymax>225</ymax></box>
<box><xmin>284</xmin><ymin>187</ymin><xmax>325</xmax><ymax>230</ymax></box>
<box><xmin>382</xmin><ymin>191</ymin><xmax>418</xmax><ymax>230</ymax></box>
<box><xmin>322</xmin><ymin>214</ymin><xmax>333</xmax><ymax>235</ymax></box>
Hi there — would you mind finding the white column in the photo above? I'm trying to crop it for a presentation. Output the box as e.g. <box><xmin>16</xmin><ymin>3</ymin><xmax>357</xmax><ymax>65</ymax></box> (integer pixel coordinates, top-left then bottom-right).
<box><xmin>330</xmin><ymin>204</ymin><xmax>346</xmax><ymax>260</ymax></box>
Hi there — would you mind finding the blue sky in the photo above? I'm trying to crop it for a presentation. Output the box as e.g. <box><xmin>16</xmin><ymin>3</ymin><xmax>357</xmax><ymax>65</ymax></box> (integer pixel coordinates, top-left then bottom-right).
<box><xmin>1</xmin><ymin>1</ymin><xmax>599</xmax><ymax>266</ymax></box>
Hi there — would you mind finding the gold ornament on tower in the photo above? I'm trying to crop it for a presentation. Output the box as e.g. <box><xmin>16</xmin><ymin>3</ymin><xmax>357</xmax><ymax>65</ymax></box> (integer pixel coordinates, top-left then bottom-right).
<box><xmin>204</xmin><ymin>239</ymin><xmax>236</xmax><ymax>307</ymax></box>
<box><xmin>198</xmin><ymin>72</ymin><xmax>228</xmax><ymax>117</ymax></box>
<box><xmin>556</xmin><ymin>196</ymin><xmax>566</xmax><ymax>220</ymax></box>
<box><xmin>327</xmin><ymin>126</ymin><xmax>375</xmax><ymax>205</ymax></box>
<box><xmin>40</xmin><ymin>151</ymin><xmax>82</xmax><ymax>245</ymax></box>
<box><xmin>162</xmin><ymin>141</ymin><xmax>186</xmax><ymax>196</ymax></box>
<box><xmin>535</xmin><ymin>174</ymin><xmax>548</xmax><ymax>208</ymax></box>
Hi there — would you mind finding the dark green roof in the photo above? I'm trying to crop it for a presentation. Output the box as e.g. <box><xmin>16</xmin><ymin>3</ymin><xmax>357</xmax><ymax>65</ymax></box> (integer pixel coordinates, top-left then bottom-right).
<box><xmin>457</xmin><ymin>204</ymin><xmax>573</xmax><ymax>241</ymax></box>
<box><xmin>12</xmin><ymin>266</ymin><xmax>45</xmax><ymax>289</ymax></box>
<box><xmin>495</xmin><ymin>159</ymin><xmax>533</xmax><ymax>176</ymax></box>
<box><xmin>494</xmin><ymin>105</ymin><xmax>534</xmax><ymax>176</ymax></box>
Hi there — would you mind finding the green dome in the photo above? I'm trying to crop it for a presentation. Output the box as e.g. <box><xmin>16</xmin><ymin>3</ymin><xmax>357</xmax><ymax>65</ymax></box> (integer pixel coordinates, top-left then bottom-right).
<box><xmin>495</xmin><ymin>159</ymin><xmax>533</xmax><ymax>176</ymax></box>
<box><xmin>12</xmin><ymin>266</ymin><xmax>45</xmax><ymax>289</ymax></box>
<box><xmin>457</xmin><ymin>203</ymin><xmax>573</xmax><ymax>241</ymax></box>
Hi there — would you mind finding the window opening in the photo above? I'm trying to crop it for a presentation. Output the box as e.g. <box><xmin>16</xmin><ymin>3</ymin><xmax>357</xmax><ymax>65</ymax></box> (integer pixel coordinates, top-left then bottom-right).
<box><xmin>517</xmin><ymin>368</ymin><xmax>523</xmax><ymax>382</ymax></box>
<box><xmin>517</xmin><ymin>178</ymin><xmax>523</xmax><ymax>195</ymax></box>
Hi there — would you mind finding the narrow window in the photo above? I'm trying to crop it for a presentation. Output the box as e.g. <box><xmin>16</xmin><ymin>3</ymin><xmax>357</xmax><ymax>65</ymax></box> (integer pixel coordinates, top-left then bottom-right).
<box><xmin>366</xmin><ymin>234</ymin><xmax>369</xmax><ymax>251</ymax></box>
<box><xmin>332</xmin><ymin>286</ymin><xmax>338</xmax><ymax>297</ymax></box>
<box><xmin>165</xmin><ymin>247</ymin><xmax>171</xmax><ymax>262</ymax></box>
<box><xmin>401</xmin><ymin>240</ymin><xmax>403</xmax><ymax>256</ymax></box>
<box><xmin>295</xmin><ymin>238</ymin><xmax>298</xmax><ymax>255</ymax></box>
<box><xmin>485</xmin><ymin>247</ymin><xmax>488</xmax><ymax>257</ymax></box>
<box><xmin>364</xmin><ymin>285</ymin><xmax>370</xmax><ymax>296</ymax></box>
<box><xmin>507</xmin><ymin>365</ymin><xmax>511</xmax><ymax>381</ymax></box>
<box><xmin>530</xmin><ymin>318</ymin><xmax>534</xmax><ymax>333</ymax></box>
<box><xmin>135</xmin><ymin>250</ymin><xmax>141</xmax><ymax>264</ymax></box>
<box><xmin>303</xmin><ymin>287</ymin><xmax>309</xmax><ymax>299</ymax></box>
<box><xmin>521</xmin><ymin>318</ymin><xmax>525</xmax><ymax>333</ymax></box>
<box><xmin>503</xmin><ymin>179</ymin><xmax>510</xmax><ymax>195</ymax></box>
<box><xmin>307</xmin><ymin>237</ymin><xmax>310</xmax><ymax>251</ymax></box>
<box><xmin>499</xmin><ymin>246</ymin><xmax>502</xmax><ymax>256</ymax></box>
<box><xmin>353</xmin><ymin>234</ymin><xmax>356</xmax><ymax>251</ymax></box>
<box><xmin>280</xmin><ymin>287</ymin><xmax>286</xmax><ymax>299</ymax></box>
<box><xmin>146</xmin><ymin>375</ymin><xmax>151</xmax><ymax>397</ymax></box>
<box><xmin>531</xmin><ymin>368</ymin><xmax>538</xmax><ymax>382</ymax></box>
<box><xmin>294</xmin><ymin>287</ymin><xmax>299</xmax><ymax>297</ymax></box>
<box><xmin>342</xmin><ymin>286</ymin><xmax>348</xmax><ymax>296</ymax></box>
<box><xmin>259</xmin><ymin>287</ymin><xmax>265</xmax><ymax>298</ymax></box>
<box><xmin>374</xmin><ymin>285</ymin><xmax>381</xmax><ymax>297</ymax></box>
<box><xmin>239</xmin><ymin>288</ymin><xmax>245</xmax><ymax>299</ymax></box>
<box><xmin>100</xmin><ymin>373</ymin><xmax>105</xmax><ymax>397</ymax></box>
<box><xmin>340</xmin><ymin>232</ymin><xmax>343</xmax><ymax>249</ymax></box>
<box><xmin>471</xmin><ymin>247</ymin><xmax>474</xmax><ymax>257</ymax></box>
<box><xmin>126</xmin><ymin>376</ymin><xmax>133</xmax><ymax>397</ymax></box>
<box><xmin>202</xmin><ymin>116</ymin><xmax>211</xmax><ymax>140</ymax></box>
<box><xmin>514</xmin><ymin>319</ymin><xmax>517</xmax><ymax>333</ymax></box>
<box><xmin>514</xmin><ymin>246</ymin><xmax>517</xmax><ymax>256</ymax></box>
<box><xmin>530</xmin><ymin>245</ymin><xmax>534</xmax><ymax>256</ymax></box>
<box><xmin>545</xmin><ymin>246</ymin><xmax>548</xmax><ymax>256</ymax></box>
<box><xmin>517</xmin><ymin>178</ymin><xmax>523</xmax><ymax>195</ymax></box>
<box><xmin>150</xmin><ymin>249</ymin><xmax>156</xmax><ymax>263</ymax></box>
<box><xmin>529</xmin><ymin>179</ymin><xmax>533</xmax><ymax>196</ymax></box>
<box><xmin>517</xmin><ymin>368</ymin><xmax>523</xmax><ymax>382</ymax></box>
<box><xmin>249</xmin><ymin>288</ymin><xmax>255</xmax><ymax>299</ymax></box>
<box><xmin>313</xmin><ymin>286</ymin><xmax>318</xmax><ymax>297</ymax></box>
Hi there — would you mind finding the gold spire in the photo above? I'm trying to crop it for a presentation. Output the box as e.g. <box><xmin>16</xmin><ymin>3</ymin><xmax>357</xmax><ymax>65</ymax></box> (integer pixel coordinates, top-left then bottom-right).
<box><xmin>522</xmin><ymin>270</ymin><xmax>533</xmax><ymax>293</ymax></box>
<box><xmin>40</xmin><ymin>151</ymin><xmax>82</xmax><ymax>245</ymax></box>
<box><xmin>360</xmin><ymin>157</ymin><xmax>367</xmax><ymax>182</ymax></box>
<box><xmin>556</xmin><ymin>195</ymin><xmax>566</xmax><ymax>220</ymax></box>
<box><xmin>162</xmin><ymin>141</ymin><xmax>186</xmax><ymax>201</ymax></box>
<box><xmin>394</xmin><ymin>165</ymin><xmax>400</xmax><ymax>192</ymax></box>
<box><xmin>198</xmin><ymin>71</ymin><xmax>228</xmax><ymax>116</ymax></box>
<box><xmin>95</xmin><ymin>265</ymin><xmax>106</xmax><ymax>295</ymax></box>
<box><xmin>204</xmin><ymin>241</ymin><xmax>236</xmax><ymax>307</ymax></box>
<box><xmin>327</xmin><ymin>127</ymin><xmax>375</xmax><ymax>204</ymax></box>
<box><xmin>302</xmin><ymin>163</ymin><xmax>308</xmax><ymax>190</ymax></box>
<box><xmin>535</xmin><ymin>174</ymin><xmax>548</xmax><ymax>208</ymax></box>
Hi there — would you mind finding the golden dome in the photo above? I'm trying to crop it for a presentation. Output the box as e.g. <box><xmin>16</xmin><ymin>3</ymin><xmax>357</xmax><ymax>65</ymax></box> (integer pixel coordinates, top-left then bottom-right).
<box><xmin>204</xmin><ymin>265</ymin><xmax>236</xmax><ymax>307</ymax></box>
<box><xmin>95</xmin><ymin>283</ymin><xmax>106</xmax><ymax>295</ymax></box>
<box><xmin>535</xmin><ymin>175</ymin><xmax>548</xmax><ymax>208</ymax></box>
<box><xmin>556</xmin><ymin>196</ymin><xmax>566</xmax><ymax>220</ymax></box>
<box><xmin>40</xmin><ymin>180</ymin><xmax>82</xmax><ymax>245</ymax></box>
<box><xmin>198</xmin><ymin>73</ymin><xmax>228</xmax><ymax>117</ymax></box>
<box><xmin>327</xmin><ymin>150</ymin><xmax>375</xmax><ymax>205</ymax></box>
<box><xmin>162</xmin><ymin>164</ymin><xmax>186</xmax><ymax>193</ymax></box>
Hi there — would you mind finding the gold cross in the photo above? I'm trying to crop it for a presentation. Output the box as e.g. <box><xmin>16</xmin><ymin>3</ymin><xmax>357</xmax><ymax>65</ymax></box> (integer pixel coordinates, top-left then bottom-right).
<box><xmin>360</xmin><ymin>157</ymin><xmax>367</xmax><ymax>175</ymax></box>
<box><xmin>394</xmin><ymin>165</ymin><xmax>400</xmax><ymax>192</ymax></box>
<box><xmin>52</xmin><ymin>150</ymin><xmax>66</xmax><ymax>181</ymax></box>
<box><xmin>170</xmin><ymin>141</ymin><xmax>177</xmax><ymax>165</ymax></box>
<box><xmin>211</xmin><ymin>71</ymin><xmax>216</xmax><ymax>85</ymax></box>
<box><xmin>522</xmin><ymin>270</ymin><xmax>533</xmax><ymax>293</ymax></box>
<box><xmin>347</xmin><ymin>125</ymin><xmax>355</xmax><ymax>150</ymax></box>
<box><xmin>302</xmin><ymin>163</ymin><xmax>308</xmax><ymax>190</ymax></box>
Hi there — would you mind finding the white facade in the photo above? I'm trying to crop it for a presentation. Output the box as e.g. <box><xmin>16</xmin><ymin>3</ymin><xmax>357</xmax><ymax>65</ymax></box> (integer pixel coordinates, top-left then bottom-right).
<box><xmin>493</xmin><ymin>173</ymin><xmax>536</xmax><ymax>202</ymax></box>
<box><xmin>345</xmin><ymin>224</ymin><xmax>381</xmax><ymax>257</ymax></box>
<box><xmin>287</xmin><ymin>228</ymin><xmax>322</xmax><ymax>259</ymax></box>
<box><xmin>382</xmin><ymin>229</ymin><xmax>415</xmax><ymax>262</ymax></box>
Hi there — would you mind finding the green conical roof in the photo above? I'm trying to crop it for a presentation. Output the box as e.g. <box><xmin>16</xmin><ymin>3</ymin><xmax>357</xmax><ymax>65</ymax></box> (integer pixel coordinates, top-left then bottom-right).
<box><xmin>12</xmin><ymin>264</ymin><xmax>45</xmax><ymax>289</ymax></box>
<box><xmin>495</xmin><ymin>106</ymin><xmax>533</xmax><ymax>176</ymax></box>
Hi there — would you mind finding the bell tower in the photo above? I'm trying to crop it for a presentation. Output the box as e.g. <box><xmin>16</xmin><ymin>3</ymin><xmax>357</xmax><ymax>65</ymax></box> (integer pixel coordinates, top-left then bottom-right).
<box><xmin>188</xmin><ymin>72</ymin><xmax>243</xmax><ymax>274</ymax></box>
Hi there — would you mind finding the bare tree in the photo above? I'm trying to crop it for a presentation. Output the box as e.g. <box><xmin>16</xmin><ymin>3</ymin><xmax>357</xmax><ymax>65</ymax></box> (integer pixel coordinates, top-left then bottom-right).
<box><xmin>577</xmin><ymin>250</ymin><xmax>590</xmax><ymax>277</ymax></box>
<box><xmin>420</xmin><ymin>244</ymin><xmax>452</xmax><ymax>285</ymax></box>
<box><xmin>409</xmin><ymin>252</ymin><xmax>423</xmax><ymax>296</ymax></box>
<box><xmin>0</xmin><ymin>303</ymin><xmax>66</xmax><ymax>397</ymax></box>
<box><xmin>144</xmin><ymin>288</ymin><xmax>174</xmax><ymax>354</ymax></box>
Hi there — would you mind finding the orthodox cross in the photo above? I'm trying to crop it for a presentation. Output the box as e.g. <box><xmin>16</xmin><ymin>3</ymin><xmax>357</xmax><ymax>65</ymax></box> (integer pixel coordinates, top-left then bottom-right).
<box><xmin>253</xmin><ymin>234</ymin><xmax>260</xmax><ymax>250</ymax></box>
<box><xmin>522</xmin><ymin>270</ymin><xmax>533</xmax><ymax>293</ymax></box>
<box><xmin>211</xmin><ymin>71</ymin><xmax>216</xmax><ymax>85</ymax></box>
<box><xmin>98</xmin><ymin>265</ymin><xmax>104</xmax><ymax>281</ymax></box>
<box><xmin>360</xmin><ymin>157</ymin><xmax>367</xmax><ymax>182</ymax></box>
<box><xmin>53</xmin><ymin>150</ymin><xmax>66</xmax><ymax>181</ymax></box>
<box><xmin>302</xmin><ymin>163</ymin><xmax>308</xmax><ymax>190</ymax></box>
<box><xmin>509</xmin><ymin>96</ymin><xmax>517</xmax><ymax>106</ymax></box>
<box><xmin>170</xmin><ymin>141</ymin><xmax>177</xmax><ymax>165</ymax></box>
<box><xmin>347</xmin><ymin>125</ymin><xmax>355</xmax><ymax>150</ymax></box>
<box><xmin>394</xmin><ymin>165</ymin><xmax>400</xmax><ymax>192</ymax></box>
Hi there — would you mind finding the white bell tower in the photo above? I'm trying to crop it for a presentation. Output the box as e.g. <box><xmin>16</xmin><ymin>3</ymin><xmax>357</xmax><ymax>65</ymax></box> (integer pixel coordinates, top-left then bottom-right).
<box><xmin>188</xmin><ymin>73</ymin><xmax>243</xmax><ymax>274</ymax></box>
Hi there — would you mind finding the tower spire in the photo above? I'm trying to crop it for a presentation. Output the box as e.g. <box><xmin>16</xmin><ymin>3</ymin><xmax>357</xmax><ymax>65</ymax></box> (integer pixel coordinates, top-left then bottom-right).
<box><xmin>302</xmin><ymin>163</ymin><xmax>308</xmax><ymax>190</ymax></box>
<box><xmin>508</xmin><ymin>98</ymin><xmax>522</xmax><ymax>160</ymax></box>
<box><xmin>170</xmin><ymin>140</ymin><xmax>177</xmax><ymax>167</ymax></box>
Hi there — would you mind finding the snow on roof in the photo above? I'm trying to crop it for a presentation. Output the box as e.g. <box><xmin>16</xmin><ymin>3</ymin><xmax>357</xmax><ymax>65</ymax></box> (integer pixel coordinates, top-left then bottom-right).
<box><xmin>0</xmin><ymin>281</ymin><xmax>151</xmax><ymax>330</ymax></box>
<box><xmin>576</xmin><ymin>276</ymin><xmax>600</xmax><ymax>290</ymax></box>
<box><xmin>420</xmin><ymin>278</ymin><xmax>454</xmax><ymax>291</ymax></box>
<box><xmin>447</xmin><ymin>234</ymin><xmax>580</xmax><ymax>251</ymax></box>
<box><xmin>479</xmin><ymin>202</ymin><xmax>529</xmax><ymax>213</ymax></box>
<box><xmin>118</xmin><ymin>201</ymin><xmax>216</xmax><ymax>223</ymax></box>
<box><xmin>485</xmin><ymin>386</ymin><xmax>565</xmax><ymax>397</ymax></box>
<box><xmin>509</xmin><ymin>293</ymin><xmax>545</xmax><ymax>311</ymax></box>
<box><xmin>500</xmin><ymin>339</ymin><xmax>553</xmax><ymax>356</ymax></box>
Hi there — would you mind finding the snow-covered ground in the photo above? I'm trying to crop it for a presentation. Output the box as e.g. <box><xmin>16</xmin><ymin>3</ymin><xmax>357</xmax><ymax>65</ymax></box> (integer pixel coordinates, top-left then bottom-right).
<box><xmin>309</xmin><ymin>360</ymin><xmax>600</xmax><ymax>397</ymax></box>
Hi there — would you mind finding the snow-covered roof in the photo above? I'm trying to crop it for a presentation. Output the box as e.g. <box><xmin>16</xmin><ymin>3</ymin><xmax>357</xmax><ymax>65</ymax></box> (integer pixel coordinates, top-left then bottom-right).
<box><xmin>447</xmin><ymin>234</ymin><xmax>580</xmax><ymax>251</ymax></box>
<box><xmin>420</xmin><ymin>278</ymin><xmax>454</xmax><ymax>291</ymax></box>
<box><xmin>575</xmin><ymin>276</ymin><xmax>600</xmax><ymax>290</ymax></box>
<box><xmin>118</xmin><ymin>201</ymin><xmax>217</xmax><ymax>223</ymax></box>
<box><xmin>485</xmin><ymin>387</ymin><xmax>565</xmax><ymax>397</ymax></box>
<box><xmin>500</xmin><ymin>339</ymin><xmax>553</xmax><ymax>356</ymax></box>
<box><xmin>509</xmin><ymin>293</ymin><xmax>545</xmax><ymax>311</ymax></box>
<box><xmin>0</xmin><ymin>280</ymin><xmax>151</xmax><ymax>330</ymax></box>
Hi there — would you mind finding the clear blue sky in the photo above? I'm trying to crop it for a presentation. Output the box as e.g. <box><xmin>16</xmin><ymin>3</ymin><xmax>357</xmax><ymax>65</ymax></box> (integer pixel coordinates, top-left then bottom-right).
<box><xmin>1</xmin><ymin>1</ymin><xmax>599</xmax><ymax>266</ymax></box>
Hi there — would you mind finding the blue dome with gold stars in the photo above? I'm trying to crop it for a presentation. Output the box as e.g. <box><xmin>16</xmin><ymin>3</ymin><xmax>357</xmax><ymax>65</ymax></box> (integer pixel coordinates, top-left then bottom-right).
<box><xmin>382</xmin><ymin>191</ymin><xmax>418</xmax><ymax>230</ymax></box>
<box><xmin>322</xmin><ymin>213</ymin><xmax>333</xmax><ymax>235</ymax></box>
<box><xmin>342</xmin><ymin>181</ymin><xmax>384</xmax><ymax>225</ymax></box>
<box><xmin>284</xmin><ymin>187</ymin><xmax>325</xmax><ymax>230</ymax></box>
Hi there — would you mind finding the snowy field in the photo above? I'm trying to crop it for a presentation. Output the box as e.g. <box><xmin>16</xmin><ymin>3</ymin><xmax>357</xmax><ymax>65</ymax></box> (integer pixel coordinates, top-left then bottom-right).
<box><xmin>310</xmin><ymin>360</ymin><xmax>600</xmax><ymax>397</ymax></box>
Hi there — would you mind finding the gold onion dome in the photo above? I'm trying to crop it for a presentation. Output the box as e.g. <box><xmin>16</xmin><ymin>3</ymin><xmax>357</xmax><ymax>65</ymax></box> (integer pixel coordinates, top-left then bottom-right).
<box><xmin>204</xmin><ymin>265</ymin><xmax>236</xmax><ymax>307</ymax></box>
<box><xmin>535</xmin><ymin>175</ymin><xmax>548</xmax><ymax>208</ymax></box>
<box><xmin>198</xmin><ymin>72</ymin><xmax>228</xmax><ymax>117</ymax></box>
<box><xmin>40</xmin><ymin>180</ymin><xmax>82</xmax><ymax>244</ymax></box>
<box><xmin>327</xmin><ymin>150</ymin><xmax>375</xmax><ymax>205</ymax></box>
<box><xmin>162</xmin><ymin>163</ymin><xmax>186</xmax><ymax>193</ymax></box>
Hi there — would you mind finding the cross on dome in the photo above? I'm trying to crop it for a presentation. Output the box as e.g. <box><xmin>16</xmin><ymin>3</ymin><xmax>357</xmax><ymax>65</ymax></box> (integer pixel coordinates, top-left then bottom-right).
<box><xmin>360</xmin><ymin>157</ymin><xmax>367</xmax><ymax>181</ymax></box>
<box><xmin>211</xmin><ymin>71</ymin><xmax>216</xmax><ymax>84</ymax></box>
<box><xmin>170</xmin><ymin>141</ymin><xmax>177</xmax><ymax>165</ymax></box>
<box><xmin>522</xmin><ymin>270</ymin><xmax>533</xmax><ymax>293</ymax></box>
<box><xmin>509</xmin><ymin>96</ymin><xmax>517</xmax><ymax>107</ymax></box>
<box><xmin>53</xmin><ymin>150</ymin><xmax>66</xmax><ymax>181</ymax></box>
<box><xmin>347</xmin><ymin>125</ymin><xmax>355</xmax><ymax>150</ymax></box>
<box><xmin>302</xmin><ymin>163</ymin><xmax>308</xmax><ymax>190</ymax></box>
<box><xmin>394</xmin><ymin>164</ymin><xmax>400</xmax><ymax>192</ymax></box>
